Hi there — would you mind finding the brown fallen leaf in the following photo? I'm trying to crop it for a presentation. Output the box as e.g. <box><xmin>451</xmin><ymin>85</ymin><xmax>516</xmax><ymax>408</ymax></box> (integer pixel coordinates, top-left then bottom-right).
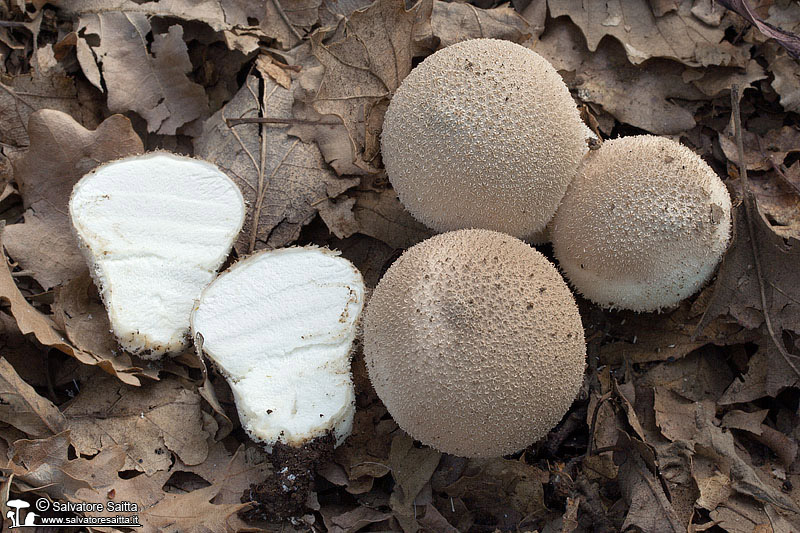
<box><xmin>443</xmin><ymin>456</ymin><xmax>548</xmax><ymax>530</ymax></box>
<box><xmin>174</xmin><ymin>440</ymin><xmax>272</xmax><ymax>505</ymax></box>
<box><xmin>719</xmin><ymin>341</ymin><xmax>795</xmax><ymax>403</ymax></box>
<box><xmin>76</xmin><ymin>13</ymin><xmax>208</xmax><ymax>135</ymax></box>
<box><xmin>719</xmin><ymin>124</ymin><xmax>800</xmax><ymax>171</ymax></box>
<box><xmin>431</xmin><ymin>1</ymin><xmax>531</xmax><ymax>49</ymax></box>
<box><xmin>695</xmin><ymin>195</ymin><xmax>800</xmax><ymax>358</ymax></box>
<box><xmin>388</xmin><ymin>431</ymin><xmax>441</xmax><ymax>531</ymax></box>
<box><xmin>352</xmin><ymin>186</ymin><xmax>435</xmax><ymax>250</ymax></box>
<box><xmin>4</xmin><ymin>110</ymin><xmax>143</xmax><ymax>289</ymax></box>
<box><xmin>716</xmin><ymin>0</ymin><xmax>800</xmax><ymax>59</ymax></box>
<box><xmin>3</xmin><ymin>431</ymin><xmax>95</xmax><ymax>500</ymax></box>
<box><xmin>533</xmin><ymin>18</ymin><xmax>763</xmax><ymax>135</ymax></box>
<box><xmin>614</xmin><ymin>433</ymin><xmax>684</xmax><ymax>533</ymax></box>
<box><xmin>765</xmin><ymin>41</ymin><xmax>800</xmax><ymax>113</ymax></box>
<box><xmin>548</xmin><ymin>0</ymin><xmax>749</xmax><ymax>67</ymax></box>
<box><xmin>307</xmin><ymin>0</ymin><xmax>433</xmax><ymax>172</ymax></box>
<box><xmin>0</xmin><ymin>226</ymin><xmax>145</xmax><ymax>386</ymax></box>
<box><xmin>63</xmin><ymin>374</ymin><xmax>211</xmax><ymax>475</ymax></box>
<box><xmin>320</xmin><ymin>504</ymin><xmax>393</xmax><ymax>533</ymax></box>
<box><xmin>0</xmin><ymin>69</ymin><xmax>101</xmax><ymax>148</ymax></box>
<box><xmin>0</xmin><ymin>357</ymin><xmax>66</xmax><ymax>438</ymax></box>
<box><xmin>195</xmin><ymin>74</ymin><xmax>358</xmax><ymax>254</ymax></box>
<box><xmin>597</xmin><ymin>303</ymin><xmax>757</xmax><ymax>366</ymax></box>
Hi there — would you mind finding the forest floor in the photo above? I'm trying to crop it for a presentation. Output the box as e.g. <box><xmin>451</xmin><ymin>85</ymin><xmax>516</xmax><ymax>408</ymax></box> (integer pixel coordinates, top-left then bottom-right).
<box><xmin>0</xmin><ymin>0</ymin><xmax>799</xmax><ymax>532</ymax></box>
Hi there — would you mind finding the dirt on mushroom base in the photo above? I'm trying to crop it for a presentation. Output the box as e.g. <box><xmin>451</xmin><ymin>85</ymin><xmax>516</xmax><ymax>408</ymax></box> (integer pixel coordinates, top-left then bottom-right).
<box><xmin>241</xmin><ymin>433</ymin><xmax>336</xmax><ymax>522</ymax></box>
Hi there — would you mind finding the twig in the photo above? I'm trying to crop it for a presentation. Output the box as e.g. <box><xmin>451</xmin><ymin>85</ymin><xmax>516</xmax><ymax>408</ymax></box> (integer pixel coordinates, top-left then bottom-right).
<box><xmin>731</xmin><ymin>84</ymin><xmax>800</xmax><ymax>380</ymax></box>
<box><xmin>585</xmin><ymin>391</ymin><xmax>612</xmax><ymax>457</ymax></box>
<box><xmin>226</xmin><ymin>117</ymin><xmax>340</xmax><ymax>127</ymax></box>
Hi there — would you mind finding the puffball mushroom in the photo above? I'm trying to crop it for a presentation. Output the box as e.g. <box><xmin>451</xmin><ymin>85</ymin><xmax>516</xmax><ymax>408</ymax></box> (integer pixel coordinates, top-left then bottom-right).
<box><xmin>191</xmin><ymin>247</ymin><xmax>365</xmax><ymax>448</ymax></box>
<box><xmin>364</xmin><ymin>229</ymin><xmax>586</xmax><ymax>458</ymax></box>
<box><xmin>381</xmin><ymin>38</ymin><xmax>588</xmax><ymax>239</ymax></box>
<box><xmin>551</xmin><ymin>135</ymin><xmax>732</xmax><ymax>312</ymax></box>
<box><xmin>69</xmin><ymin>152</ymin><xmax>245</xmax><ymax>358</ymax></box>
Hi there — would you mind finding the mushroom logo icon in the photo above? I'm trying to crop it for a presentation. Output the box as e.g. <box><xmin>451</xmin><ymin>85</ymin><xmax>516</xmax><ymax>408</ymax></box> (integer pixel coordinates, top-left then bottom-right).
<box><xmin>6</xmin><ymin>499</ymin><xmax>33</xmax><ymax>528</ymax></box>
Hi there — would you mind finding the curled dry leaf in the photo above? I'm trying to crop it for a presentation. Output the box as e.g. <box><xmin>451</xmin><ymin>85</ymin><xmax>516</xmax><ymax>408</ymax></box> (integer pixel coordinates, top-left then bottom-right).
<box><xmin>306</xmin><ymin>0</ymin><xmax>433</xmax><ymax>173</ymax></box>
<box><xmin>63</xmin><ymin>374</ymin><xmax>211</xmax><ymax>475</ymax></box>
<box><xmin>5</xmin><ymin>110</ymin><xmax>143</xmax><ymax>289</ymax></box>
<box><xmin>0</xmin><ymin>357</ymin><xmax>66</xmax><ymax>438</ymax></box>
<box><xmin>195</xmin><ymin>74</ymin><xmax>358</xmax><ymax>253</ymax></box>
<box><xmin>0</xmin><ymin>69</ymin><xmax>101</xmax><ymax>148</ymax></box>
<box><xmin>548</xmin><ymin>0</ymin><xmax>748</xmax><ymax>67</ymax></box>
<box><xmin>388</xmin><ymin>432</ymin><xmax>442</xmax><ymax>532</ymax></box>
<box><xmin>76</xmin><ymin>13</ymin><xmax>208</xmax><ymax>135</ymax></box>
<box><xmin>431</xmin><ymin>1</ymin><xmax>531</xmax><ymax>49</ymax></box>
<box><xmin>696</xmin><ymin>196</ymin><xmax>800</xmax><ymax>346</ymax></box>
<box><xmin>533</xmin><ymin>18</ymin><xmax>764</xmax><ymax>135</ymax></box>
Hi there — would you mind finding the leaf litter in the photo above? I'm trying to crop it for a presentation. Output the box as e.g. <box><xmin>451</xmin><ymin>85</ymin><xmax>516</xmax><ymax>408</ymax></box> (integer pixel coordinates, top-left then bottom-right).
<box><xmin>0</xmin><ymin>0</ymin><xmax>798</xmax><ymax>531</ymax></box>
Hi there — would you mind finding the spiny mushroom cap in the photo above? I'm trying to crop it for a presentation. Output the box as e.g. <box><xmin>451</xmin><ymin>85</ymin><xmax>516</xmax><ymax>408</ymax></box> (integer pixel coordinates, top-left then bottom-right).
<box><xmin>381</xmin><ymin>38</ymin><xmax>587</xmax><ymax>239</ymax></box>
<box><xmin>191</xmin><ymin>247</ymin><xmax>365</xmax><ymax>448</ymax></box>
<box><xmin>69</xmin><ymin>152</ymin><xmax>245</xmax><ymax>358</ymax></box>
<box><xmin>364</xmin><ymin>229</ymin><xmax>586</xmax><ymax>458</ymax></box>
<box><xmin>551</xmin><ymin>135</ymin><xmax>732</xmax><ymax>312</ymax></box>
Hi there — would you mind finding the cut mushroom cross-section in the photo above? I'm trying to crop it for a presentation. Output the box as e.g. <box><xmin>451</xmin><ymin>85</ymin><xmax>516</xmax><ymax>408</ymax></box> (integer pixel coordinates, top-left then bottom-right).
<box><xmin>191</xmin><ymin>247</ymin><xmax>365</xmax><ymax>448</ymax></box>
<box><xmin>69</xmin><ymin>151</ymin><xmax>246</xmax><ymax>358</ymax></box>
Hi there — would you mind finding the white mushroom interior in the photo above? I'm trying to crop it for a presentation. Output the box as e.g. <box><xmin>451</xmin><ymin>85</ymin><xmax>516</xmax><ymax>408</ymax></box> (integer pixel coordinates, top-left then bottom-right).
<box><xmin>191</xmin><ymin>247</ymin><xmax>365</xmax><ymax>448</ymax></box>
<box><xmin>69</xmin><ymin>152</ymin><xmax>245</xmax><ymax>358</ymax></box>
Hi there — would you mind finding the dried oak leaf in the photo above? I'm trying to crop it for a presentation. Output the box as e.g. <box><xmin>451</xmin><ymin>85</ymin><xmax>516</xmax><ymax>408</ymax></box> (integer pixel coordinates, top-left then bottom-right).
<box><xmin>716</xmin><ymin>0</ymin><xmax>800</xmax><ymax>59</ymax></box>
<box><xmin>0</xmin><ymin>228</ymin><xmax>145</xmax><ymax>386</ymax></box>
<box><xmin>76</xmin><ymin>13</ymin><xmax>208</xmax><ymax>135</ymax></box>
<box><xmin>614</xmin><ymin>432</ymin><xmax>684</xmax><ymax>533</ymax></box>
<box><xmin>548</xmin><ymin>0</ymin><xmax>748</xmax><ymax>67</ymax></box>
<box><xmin>597</xmin><ymin>302</ymin><xmax>757</xmax><ymax>366</ymax></box>
<box><xmin>718</xmin><ymin>340</ymin><xmax>798</xmax><ymax>403</ymax></box>
<box><xmin>695</xmin><ymin>194</ymin><xmax>800</xmax><ymax>349</ymax></box>
<box><xmin>443</xmin><ymin>457</ymin><xmax>548</xmax><ymax>530</ymax></box>
<box><xmin>352</xmin><ymin>186</ymin><xmax>435</xmax><ymax>250</ymax></box>
<box><xmin>0</xmin><ymin>357</ymin><xmax>66</xmax><ymax>438</ymax></box>
<box><xmin>431</xmin><ymin>1</ymin><xmax>531</xmax><ymax>49</ymax></box>
<box><xmin>63</xmin><ymin>374</ymin><xmax>211</xmax><ymax>475</ymax></box>
<box><xmin>308</xmin><ymin>0</ymin><xmax>433</xmax><ymax>173</ymax></box>
<box><xmin>719</xmin><ymin>124</ymin><xmax>800</xmax><ymax>171</ymax></box>
<box><xmin>71</xmin><ymin>445</ymin><xmax>250</xmax><ymax>533</ymax></box>
<box><xmin>389</xmin><ymin>431</ymin><xmax>441</xmax><ymax>531</ymax></box>
<box><xmin>174</xmin><ymin>440</ymin><xmax>271</xmax><ymax>505</ymax></box>
<box><xmin>3</xmin><ymin>431</ymin><xmax>95</xmax><ymax>500</ymax></box>
<box><xmin>533</xmin><ymin>18</ymin><xmax>763</xmax><ymax>135</ymax></box>
<box><xmin>320</xmin><ymin>505</ymin><xmax>393</xmax><ymax>533</ymax></box>
<box><xmin>195</xmin><ymin>74</ymin><xmax>357</xmax><ymax>254</ymax></box>
<box><xmin>0</xmin><ymin>69</ymin><xmax>101</xmax><ymax>148</ymax></box>
<box><xmin>5</xmin><ymin>110</ymin><xmax>143</xmax><ymax>290</ymax></box>
<box><xmin>765</xmin><ymin>42</ymin><xmax>800</xmax><ymax>113</ymax></box>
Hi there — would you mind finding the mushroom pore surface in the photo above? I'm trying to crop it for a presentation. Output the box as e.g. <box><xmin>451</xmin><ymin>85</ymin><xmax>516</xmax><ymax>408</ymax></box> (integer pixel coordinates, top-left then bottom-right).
<box><xmin>551</xmin><ymin>135</ymin><xmax>732</xmax><ymax>312</ymax></box>
<box><xmin>364</xmin><ymin>229</ymin><xmax>586</xmax><ymax>458</ymax></box>
<box><xmin>381</xmin><ymin>38</ymin><xmax>587</xmax><ymax>239</ymax></box>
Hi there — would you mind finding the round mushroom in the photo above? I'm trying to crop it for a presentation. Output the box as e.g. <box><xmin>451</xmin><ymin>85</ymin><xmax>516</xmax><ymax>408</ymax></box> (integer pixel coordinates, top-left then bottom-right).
<box><xmin>551</xmin><ymin>135</ymin><xmax>732</xmax><ymax>312</ymax></box>
<box><xmin>364</xmin><ymin>229</ymin><xmax>586</xmax><ymax>458</ymax></box>
<box><xmin>381</xmin><ymin>38</ymin><xmax>588</xmax><ymax>239</ymax></box>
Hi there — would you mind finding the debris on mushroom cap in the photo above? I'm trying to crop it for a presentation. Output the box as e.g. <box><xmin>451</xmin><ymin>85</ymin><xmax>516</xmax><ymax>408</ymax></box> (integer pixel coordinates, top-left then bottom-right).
<box><xmin>551</xmin><ymin>135</ymin><xmax>733</xmax><ymax>312</ymax></box>
<box><xmin>191</xmin><ymin>247</ymin><xmax>365</xmax><ymax>448</ymax></box>
<box><xmin>69</xmin><ymin>151</ymin><xmax>245</xmax><ymax>358</ymax></box>
<box><xmin>364</xmin><ymin>229</ymin><xmax>586</xmax><ymax>458</ymax></box>
<box><xmin>381</xmin><ymin>38</ymin><xmax>587</xmax><ymax>239</ymax></box>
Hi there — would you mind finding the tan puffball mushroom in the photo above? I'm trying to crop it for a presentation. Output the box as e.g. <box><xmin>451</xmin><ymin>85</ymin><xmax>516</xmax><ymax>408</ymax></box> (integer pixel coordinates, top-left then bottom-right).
<box><xmin>364</xmin><ymin>229</ymin><xmax>586</xmax><ymax>458</ymax></box>
<box><xmin>551</xmin><ymin>135</ymin><xmax>732</xmax><ymax>312</ymax></box>
<box><xmin>381</xmin><ymin>39</ymin><xmax>587</xmax><ymax>239</ymax></box>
